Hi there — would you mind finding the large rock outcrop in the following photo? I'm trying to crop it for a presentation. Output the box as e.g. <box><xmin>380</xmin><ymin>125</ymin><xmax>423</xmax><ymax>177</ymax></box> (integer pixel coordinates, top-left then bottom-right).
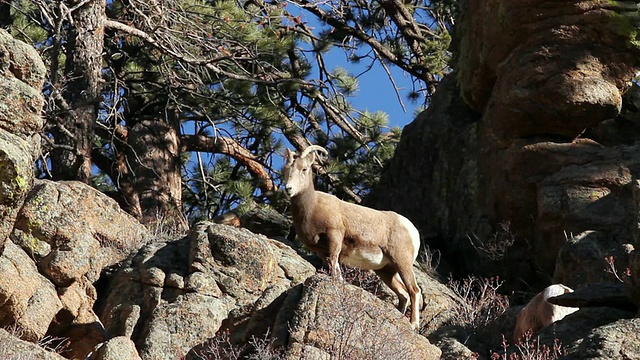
<box><xmin>99</xmin><ymin>222</ymin><xmax>316</xmax><ymax>360</ymax></box>
<box><xmin>371</xmin><ymin>0</ymin><xmax>640</xmax><ymax>290</ymax></box>
<box><xmin>0</xmin><ymin>28</ymin><xmax>46</xmax><ymax>253</ymax></box>
<box><xmin>461</xmin><ymin>0</ymin><xmax>640</xmax><ymax>276</ymax></box>
<box><xmin>1</xmin><ymin>179</ymin><xmax>151</xmax><ymax>359</ymax></box>
<box><xmin>98</xmin><ymin>222</ymin><xmax>452</xmax><ymax>360</ymax></box>
<box><xmin>282</xmin><ymin>274</ymin><xmax>442</xmax><ymax>360</ymax></box>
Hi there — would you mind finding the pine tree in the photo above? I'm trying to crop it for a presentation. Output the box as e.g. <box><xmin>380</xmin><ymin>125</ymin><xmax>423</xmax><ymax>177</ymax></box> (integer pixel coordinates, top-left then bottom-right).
<box><xmin>4</xmin><ymin>0</ymin><xmax>455</xmax><ymax>231</ymax></box>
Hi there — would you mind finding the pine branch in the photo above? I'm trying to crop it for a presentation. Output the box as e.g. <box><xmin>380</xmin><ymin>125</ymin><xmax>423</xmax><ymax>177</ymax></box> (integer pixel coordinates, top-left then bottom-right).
<box><xmin>289</xmin><ymin>0</ymin><xmax>438</xmax><ymax>93</ymax></box>
<box><xmin>378</xmin><ymin>0</ymin><xmax>439</xmax><ymax>94</ymax></box>
<box><xmin>180</xmin><ymin>134</ymin><xmax>276</xmax><ymax>195</ymax></box>
<box><xmin>104</xmin><ymin>19</ymin><xmax>306</xmax><ymax>86</ymax></box>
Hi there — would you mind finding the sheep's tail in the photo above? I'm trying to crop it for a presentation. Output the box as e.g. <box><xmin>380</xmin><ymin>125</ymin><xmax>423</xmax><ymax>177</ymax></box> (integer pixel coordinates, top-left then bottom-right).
<box><xmin>397</xmin><ymin>214</ymin><xmax>421</xmax><ymax>262</ymax></box>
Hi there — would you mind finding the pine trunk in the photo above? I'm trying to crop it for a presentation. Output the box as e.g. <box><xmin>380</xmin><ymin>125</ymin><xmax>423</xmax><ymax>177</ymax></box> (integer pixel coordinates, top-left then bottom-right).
<box><xmin>50</xmin><ymin>0</ymin><xmax>104</xmax><ymax>183</ymax></box>
<box><xmin>119</xmin><ymin>110</ymin><xmax>187</xmax><ymax>233</ymax></box>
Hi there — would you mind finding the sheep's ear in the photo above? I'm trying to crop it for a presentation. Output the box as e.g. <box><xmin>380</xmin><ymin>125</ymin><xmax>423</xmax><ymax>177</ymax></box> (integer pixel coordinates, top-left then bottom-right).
<box><xmin>284</xmin><ymin>148</ymin><xmax>295</xmax><ymax>164</ymax></box>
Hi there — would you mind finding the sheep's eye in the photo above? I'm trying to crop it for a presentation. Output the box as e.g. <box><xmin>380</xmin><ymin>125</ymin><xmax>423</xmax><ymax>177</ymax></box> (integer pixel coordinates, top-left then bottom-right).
<box><xmin>302</xmin><ymin>168</ymin><xmax>308</xmax><ymax>172</ymax></box>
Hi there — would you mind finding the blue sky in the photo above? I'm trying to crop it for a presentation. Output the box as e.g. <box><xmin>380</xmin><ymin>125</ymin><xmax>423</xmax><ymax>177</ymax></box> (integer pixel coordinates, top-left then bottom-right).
<box><xmin>325</xmin><ymin>52</ymin><xmax>422</xmax><ymax>129</ymax></box>
<box><xmin>292</xmin><ymin>5</ymin><xmax>422</xmax><ymax>131</ymax></box>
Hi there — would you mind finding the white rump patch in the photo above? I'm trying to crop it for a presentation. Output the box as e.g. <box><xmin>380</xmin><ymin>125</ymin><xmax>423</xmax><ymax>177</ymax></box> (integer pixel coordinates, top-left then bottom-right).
<box><xmin>514</xmin><ymin>284</ymin><xmax>578</xmax><ymax>342</ymax></box>
<box><xmin>397</xmin><ymin>214</ymin><xmax>420</xmax><ymax>261</ymax></box>
<box><xmin>342</xmin><ymin>248</ymin><xmax>389</xmax><ymax>270</ymax></box>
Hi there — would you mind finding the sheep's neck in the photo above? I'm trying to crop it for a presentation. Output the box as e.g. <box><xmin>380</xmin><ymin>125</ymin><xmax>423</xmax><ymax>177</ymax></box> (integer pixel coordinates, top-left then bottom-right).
<box><xmin>290</xmin><ymin>185</ymin><xmax>316</xmax><ymax>226</ymax></box>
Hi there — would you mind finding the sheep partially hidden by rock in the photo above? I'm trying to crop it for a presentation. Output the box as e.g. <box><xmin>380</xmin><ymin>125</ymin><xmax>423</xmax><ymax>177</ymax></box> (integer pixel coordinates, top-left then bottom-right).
<box><xmin>282</xmin><ymin>145</ymin><xmax>423</xmax><ymax>328</ymax></box>
<box><xmin>514</xmin><ymin>284</ymin><xmax>579</xmax><ymax>342</ymax></box>
<box><xmin>213</xmin><ymin>212</ymin><xmax>241</xmax><ymax>227</ymax></box>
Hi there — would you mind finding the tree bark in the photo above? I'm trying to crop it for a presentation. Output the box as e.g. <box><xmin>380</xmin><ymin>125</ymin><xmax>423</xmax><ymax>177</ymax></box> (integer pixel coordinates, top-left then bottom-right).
<box><xmin>121</xmin><ymin>110</ymin><xmax>188</xmax><ymax>233</ymax></box>
<box><xmin>50</xmin><ymin>0</ymin><xmax>104</xmax><ymax>183</ymax></box>
<box><xmin>180</xmin><ymin>134</ymin><xmax>276</xmax><ymax>195</ymax></box>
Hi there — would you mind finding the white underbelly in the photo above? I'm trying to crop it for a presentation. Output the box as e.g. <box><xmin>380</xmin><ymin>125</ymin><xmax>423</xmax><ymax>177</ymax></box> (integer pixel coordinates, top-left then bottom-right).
<box><xmin>341</xmin><ymin>248</ymin><xmax>389</xmax><ymax>270</ymax></box>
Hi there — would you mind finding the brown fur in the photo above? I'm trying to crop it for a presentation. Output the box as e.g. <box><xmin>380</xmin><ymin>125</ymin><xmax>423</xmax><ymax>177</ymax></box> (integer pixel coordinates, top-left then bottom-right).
<box><xmin>513</xmin><ymin>284</ymin><xmax>579</xmax><ymax>342</ymax></box>
<box><xmin>213</xmin><ymin>212</ymin><xmax>241</xmax><ymax>227</ymax></box>
<box><xmin>283</xmin><ymin>146</ymin><xmax>423</xmax><ymax>328</ymax></box>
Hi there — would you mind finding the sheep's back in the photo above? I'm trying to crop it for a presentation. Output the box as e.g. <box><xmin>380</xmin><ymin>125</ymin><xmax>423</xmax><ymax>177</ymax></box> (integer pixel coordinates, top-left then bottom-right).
<box><xmin>315</xmin><ymin>192</ymin><xmax>405</xmax><ymax>246</ymax></box>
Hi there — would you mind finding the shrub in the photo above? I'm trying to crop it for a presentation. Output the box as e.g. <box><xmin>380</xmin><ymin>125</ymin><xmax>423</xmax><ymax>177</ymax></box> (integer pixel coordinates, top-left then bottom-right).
<box><xmin>491</xmin><ymin>333</ymin><xmax>563</xmax><ymax>360</ymax></box>
<box><xmin>195</xmin><ymin>330</ymin><xmax>284</xmax><ymax>360</ymax></box>
<box><xmin>446</xmin><ymin>275</ymin><xmax>510</xmax><ymax>331</ymax></box>
<box><xmin>467</xmin><ymin>221</ymin><xmax>516</xmax><ymax>261</ymax></box>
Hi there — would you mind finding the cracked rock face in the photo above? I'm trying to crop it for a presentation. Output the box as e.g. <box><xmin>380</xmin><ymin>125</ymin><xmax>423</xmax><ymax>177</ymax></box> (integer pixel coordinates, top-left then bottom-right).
<box><xmin>0</xmin><ymin>28</ymin><xmax>45</xmax><ymax>254</ymax></box>
<box><xmin>0</xmin><ymin>241</ymin><xmax>62</xmax><ymax>341</ymax></box>
<box><xmin>371</xmin><ymin>1</ymin><xmax>640</xmax><ymax>289</ymax></box>
<box><xmin>0</xmin><ymin>28</ymin><xmax>45</xmax><ymax>142</ymax></box>
<box><xmin>98</xmin><ymin>222</ymin><xmax>315</xmax><ymax>360</ymax></box>
<box><xmin>2</xmin><ymin>179</ymin><xmax>150</xmax><ymax>359</ymax></box>
<box><xmin>13</xmin><ymin>180</ymin><xmax>150</xmax><ymax>286</ymax></box>
<box><xmin>459</xmin><ymin>0</ymin><xmax>640</xmax><ymax>276</ymax></box>
<box><xmin>0</xmin><ymin>130</ymin><xmax>33</xmax><ymax>251</ymax></box>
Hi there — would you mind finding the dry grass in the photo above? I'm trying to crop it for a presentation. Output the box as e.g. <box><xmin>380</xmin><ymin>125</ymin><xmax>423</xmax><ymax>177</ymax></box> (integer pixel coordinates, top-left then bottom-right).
<box><xmin>146</xmin><ymin>210</ymin><xmax>189</xmax><ymax>241</ymax></box>
<box><xmin>195</xmin><ymin>330</ymin><xmax>284</xmax><ymax>360</ymax></box>
<box><xmin>417</xmin><ymin>243</ymin><xmax>441</xmax><ymax>274</ymax></box>
<box><xmin>491</xmin><ymin>333</ymin><xmax>564</xmax><ymax>360</ymax></box>
<box><xmin>0</xmin><ymin>325</ymin><xmax>68</xmax><ymax>360</ymax></box>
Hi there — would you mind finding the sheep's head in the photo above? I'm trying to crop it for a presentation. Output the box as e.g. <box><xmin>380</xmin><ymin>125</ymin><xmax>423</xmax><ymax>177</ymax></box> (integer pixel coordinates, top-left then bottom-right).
<box><xmin>282</xmin><ymin>145</ymin><xmax>328</xmax><ymax>197</ymax></box>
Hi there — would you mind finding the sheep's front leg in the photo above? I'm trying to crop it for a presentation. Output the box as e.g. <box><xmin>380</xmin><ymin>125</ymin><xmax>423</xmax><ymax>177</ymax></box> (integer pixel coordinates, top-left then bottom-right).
<box><xmin>326</xmin><ymin>229</ymin><xmax>344</xmax><ymax>281</ymax></box>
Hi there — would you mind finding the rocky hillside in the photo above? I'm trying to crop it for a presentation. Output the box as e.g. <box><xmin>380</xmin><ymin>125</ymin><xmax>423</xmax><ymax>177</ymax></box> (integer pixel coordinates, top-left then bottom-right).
<box><xmin>0</xmin><ymin>29</ymin><xmax>449</xmax><ymax>359</ymax></box>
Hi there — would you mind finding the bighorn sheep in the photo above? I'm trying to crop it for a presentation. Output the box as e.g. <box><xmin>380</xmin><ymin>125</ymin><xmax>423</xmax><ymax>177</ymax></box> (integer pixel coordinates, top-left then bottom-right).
<box><xmin>282</xmin><ymin>145</ymin><xmax>423</xmax><ymax>328</ymax></box>
<box><xmin>514</xmin><ymin>284</ymin><xmax>579</xmax><ymax>342</ymax></box>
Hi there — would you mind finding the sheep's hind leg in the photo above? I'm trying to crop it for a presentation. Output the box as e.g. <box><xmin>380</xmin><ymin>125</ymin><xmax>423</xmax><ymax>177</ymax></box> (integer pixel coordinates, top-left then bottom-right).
<box><xmin>375</xmin><ymin>266</ymin><xmax>410</xmax><ymax>314</ymax></box>
<box><xmin>397</xmin><ymin>265</ymin><xmax>422</xmax><ymax>329</ymax></box>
